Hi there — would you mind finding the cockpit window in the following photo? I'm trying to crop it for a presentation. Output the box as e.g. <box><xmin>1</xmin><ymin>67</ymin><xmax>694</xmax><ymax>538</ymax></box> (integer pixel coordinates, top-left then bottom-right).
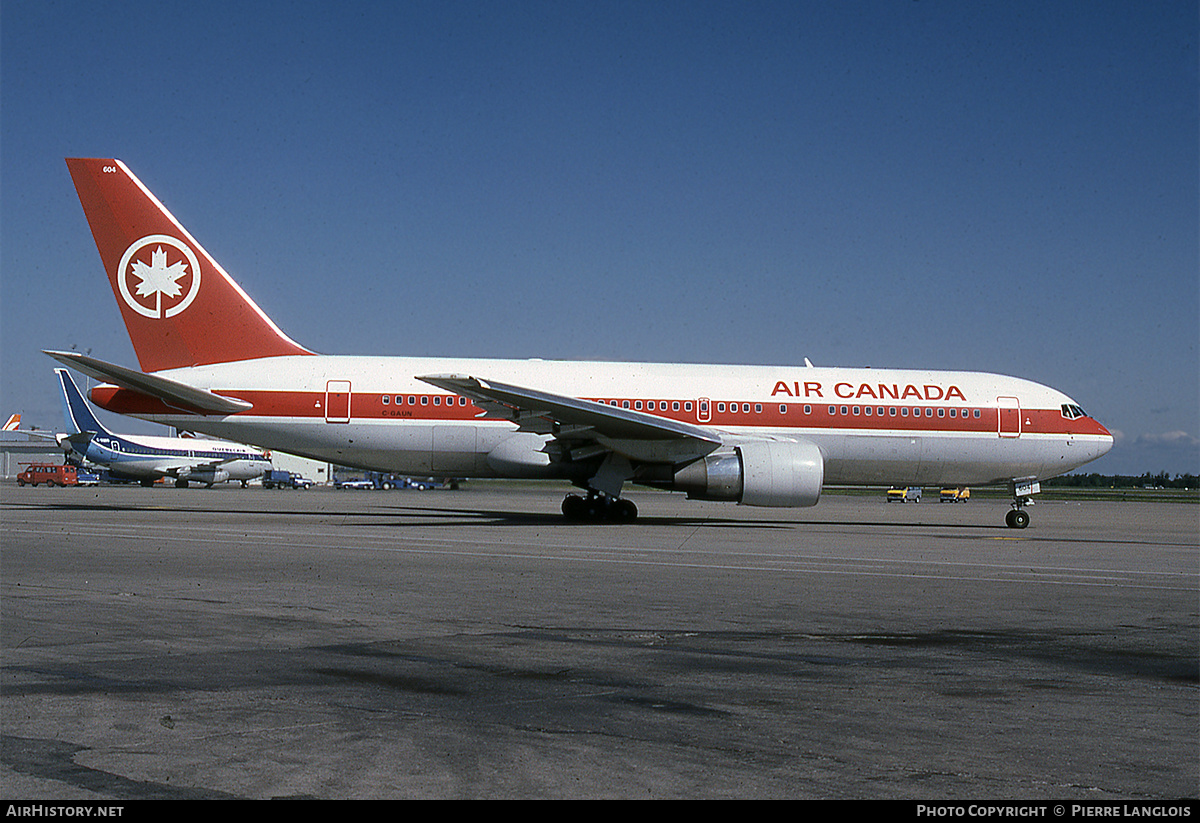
<box><xmin>1060</xmin><ymin>404</ymin><xmax>1087</xmax><ymax>419</ymax></box>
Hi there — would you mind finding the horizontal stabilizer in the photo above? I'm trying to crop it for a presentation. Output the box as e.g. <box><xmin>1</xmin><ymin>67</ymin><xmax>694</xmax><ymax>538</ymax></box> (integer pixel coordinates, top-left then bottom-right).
<box><xmin>4</xmin><ymin>428</ymin><xmax>61</xmax><ymax>443</ymax></box>
<box><xmin>44</xmin><ymin>351</ymin><xmax>252</xmax><ymax>415</ymax></box>
<box><xmin>61</xmin><ymin>432</ymin><xmax>94</xmax><ymax>451</ymax></box>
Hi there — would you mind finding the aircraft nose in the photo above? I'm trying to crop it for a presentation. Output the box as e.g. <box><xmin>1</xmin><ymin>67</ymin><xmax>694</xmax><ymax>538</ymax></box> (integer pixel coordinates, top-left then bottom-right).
<box><xmin>1090</xmin><ymin>420</ymin><xmax>1115</xmax><ymax>460</ymax></box>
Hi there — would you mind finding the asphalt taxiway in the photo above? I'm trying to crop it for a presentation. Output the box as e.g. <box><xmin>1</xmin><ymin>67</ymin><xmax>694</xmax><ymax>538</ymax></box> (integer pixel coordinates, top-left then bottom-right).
<box><xmin>2</xmin><ymin>484</ymin><xmax>1196</xmax><ymax>799</ymax></box>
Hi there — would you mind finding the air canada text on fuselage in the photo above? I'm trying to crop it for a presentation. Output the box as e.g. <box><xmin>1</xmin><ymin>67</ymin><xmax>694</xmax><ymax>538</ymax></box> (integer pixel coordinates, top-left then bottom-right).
<box><xmin>771</xmin><ymin>380</ymin><xmax>968</xmax><ymax>402</ymax></box>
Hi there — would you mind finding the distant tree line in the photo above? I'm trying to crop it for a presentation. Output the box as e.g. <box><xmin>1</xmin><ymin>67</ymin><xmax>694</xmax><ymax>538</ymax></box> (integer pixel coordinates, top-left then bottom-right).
<box><xmin>1046</xmin><ymin>472</ymin><xmax>1198</xmax><ymax>489</ymax></box>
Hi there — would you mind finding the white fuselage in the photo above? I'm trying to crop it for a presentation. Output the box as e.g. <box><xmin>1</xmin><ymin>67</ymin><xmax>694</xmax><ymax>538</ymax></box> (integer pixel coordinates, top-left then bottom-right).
<box><xmin>92</xmin><ymin>355</ymin><xmax>1114</xmax><ymax>488</ymax></box>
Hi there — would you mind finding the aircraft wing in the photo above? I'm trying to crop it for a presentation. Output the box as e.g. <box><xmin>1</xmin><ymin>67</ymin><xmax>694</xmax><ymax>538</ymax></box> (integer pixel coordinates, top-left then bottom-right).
<box><xmin>417</xmin><ymin>373</ymin><xmax>722</xmax><ymax>466</ymax></box>
<box><xmin>44</xmin><ymin>351</ymin><xmax>252</xmax><ymax>414</ymax></box>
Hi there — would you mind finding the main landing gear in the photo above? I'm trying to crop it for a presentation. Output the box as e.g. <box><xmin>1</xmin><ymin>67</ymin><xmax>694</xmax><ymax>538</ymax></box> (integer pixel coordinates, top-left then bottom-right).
<box><xmin>562</xmin><ymin>491</ymin><xmax>638</xmax><ymax>522</ymax></box>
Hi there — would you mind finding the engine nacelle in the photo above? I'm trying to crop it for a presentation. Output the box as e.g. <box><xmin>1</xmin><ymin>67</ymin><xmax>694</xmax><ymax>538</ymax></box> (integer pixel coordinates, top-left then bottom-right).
<box><xmin>487</xmin><ymin>432</ymin><xmax>553</xmax><ymax>477</ymax></box>
<box><xmin>671</xmin><ymin>439</ymin><xmax>823</xmax><ymax>507</ymax></box>
<box><xmin>186</xmin><ymin>468</ymin><xmax>231</xmax><ymax>485</ymax></box>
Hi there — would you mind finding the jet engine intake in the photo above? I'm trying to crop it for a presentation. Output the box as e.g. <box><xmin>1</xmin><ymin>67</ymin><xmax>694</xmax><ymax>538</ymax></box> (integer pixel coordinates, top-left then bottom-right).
<box><xmin>671</xmin><ymin>439</ymin><xmax>823</xmax><ymax>507</ymax></box>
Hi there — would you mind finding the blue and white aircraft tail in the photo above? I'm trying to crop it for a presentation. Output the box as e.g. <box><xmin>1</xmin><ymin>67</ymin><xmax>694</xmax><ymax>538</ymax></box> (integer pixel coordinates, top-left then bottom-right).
<box><xmin>58</xmin><ymin>369</ymin><xmax>112</xmax><ymax>437</ymax></box>
<box><xmin>55</xmin><ymin>369</ymin><xmax>272</xmax><ymax>487</ymax></box>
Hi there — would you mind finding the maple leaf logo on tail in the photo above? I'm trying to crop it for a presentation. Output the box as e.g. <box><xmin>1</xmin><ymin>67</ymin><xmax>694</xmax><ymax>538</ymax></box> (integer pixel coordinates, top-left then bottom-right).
<box><xmin>117</xmin><ymin>234</ymin><xmax>202</xmax><ymax>319</ymax></box>
<box><xmin>132</xmin><ymin>246</ymin><xmax>187</xmax><ymax>300</ymax></box>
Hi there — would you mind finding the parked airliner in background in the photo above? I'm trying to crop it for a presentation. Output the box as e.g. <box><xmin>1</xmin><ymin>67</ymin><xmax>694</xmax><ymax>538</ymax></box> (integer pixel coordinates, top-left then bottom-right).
<box><xmin>47</xmin><ymin>158</ymin><xmax>1113</xmax><ymax>526</ymax></box>
<box><xmin>3</xmin><ymin>412</ymin><xmax>61</xmax><ymax>442</ymax></box>
<box><xmin>53</xmin><ymin>367</ymin><xmax>271</xmax><ymax>487</ymax></box>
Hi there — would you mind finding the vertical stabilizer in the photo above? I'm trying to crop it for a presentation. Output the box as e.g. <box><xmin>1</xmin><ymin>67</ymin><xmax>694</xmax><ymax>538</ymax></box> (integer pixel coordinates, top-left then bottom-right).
<box><xmin>65</xmin><ymin>159</ymin><xmax>313</xmax><ymax>372</ymax></box>
<box><xmin>56</xmin><ymin>369</ymin><xmax>112</xmax><ymax>435</ymax></box>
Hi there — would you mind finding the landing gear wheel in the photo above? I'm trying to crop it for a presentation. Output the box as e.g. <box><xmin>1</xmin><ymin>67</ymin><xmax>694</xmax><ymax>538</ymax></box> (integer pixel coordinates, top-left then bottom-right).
<box><xmin>561</xmin><ymin>492</ymin><xmax>638</xmax><ymax>522</ymax></box>
<box><xmin>175</xmin><ymin>478</ymin><xmax>188</xmax><ymax>489</ymax></box>
<box><xmin>562</xmin><ymin>494</ymin><xmax>587</xmax><ymax>520</ymax></box>
<box><xmin>1005</xmin><ymin>509</ymin><xmax>1030</xmax><ymax>529</ymax></box>
<box><xmin>613</xmin><ymin>498</ymin><xmax>638</xmax><ymax>523</ymax></box>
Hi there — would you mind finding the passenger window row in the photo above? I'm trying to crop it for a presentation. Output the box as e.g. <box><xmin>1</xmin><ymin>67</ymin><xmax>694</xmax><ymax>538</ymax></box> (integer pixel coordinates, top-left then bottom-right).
<box><xmin>589</xmin><ymin>399</ymin><xmax>986</xmax><ymax>423</ymax></box>
<box><xmin>380</xmin><ymin>395</ymin><xmax>471</xmax><ymax>407</ymax></box>
<box><xmin>377</xmin><ymin>393</ymin><xmax>984</xmax><ymax>422</ymax></box>
<box><xmin>599</xmin><ymin>399</ymin><xmax>691</xmax><ymax>412</ymax></box>
<box><xmin>815</xmin><ymin>405</ymin><xmax>983</xmax><ymax>419</ymax></box>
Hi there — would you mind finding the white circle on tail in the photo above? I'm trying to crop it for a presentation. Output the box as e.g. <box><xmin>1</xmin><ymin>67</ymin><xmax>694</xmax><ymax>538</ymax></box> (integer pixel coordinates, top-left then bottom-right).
<box><xmin>117</xmin><ymin>235</ymin><xmax>202</xmax><ymax>319</ymax></box>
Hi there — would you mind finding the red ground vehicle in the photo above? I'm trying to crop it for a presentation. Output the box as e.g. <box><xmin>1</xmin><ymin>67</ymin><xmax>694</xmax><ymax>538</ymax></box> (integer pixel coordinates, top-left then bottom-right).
<box><xmin>17</xmin><ymin>463</ymin><xmax>79</xmax><ymax>487</ymax></box>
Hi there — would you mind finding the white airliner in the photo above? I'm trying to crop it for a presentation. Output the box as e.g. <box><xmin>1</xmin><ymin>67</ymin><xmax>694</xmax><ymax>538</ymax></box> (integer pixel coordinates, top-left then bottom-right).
<box><xmin>46</xmin><ymin>158</ymin><xmax>1113</xmax><ymax>526</ymax></box>
<box><xmin>53</xmin><ymin>367</ymin><xmax>271</xmax><ymax>487</ymax></box>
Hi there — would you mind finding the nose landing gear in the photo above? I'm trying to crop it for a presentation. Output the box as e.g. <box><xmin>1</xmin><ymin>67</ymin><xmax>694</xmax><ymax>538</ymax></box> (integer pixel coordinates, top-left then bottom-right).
<box><xmin>1005</xmin><ymin>507</ymin><xmax>1030</xmax><ymax>529</ymax></box>
<box><xmin>1005</xmin><ymin>477</ymin><xmax>1040</xmax><ymax>529</ymax></box>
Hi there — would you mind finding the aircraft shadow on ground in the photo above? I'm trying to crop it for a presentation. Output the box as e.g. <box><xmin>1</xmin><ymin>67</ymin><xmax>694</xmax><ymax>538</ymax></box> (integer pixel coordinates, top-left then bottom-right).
<box><xmin>5</xmin><ymin>495</ymin><xmax>1015</xmax><ymax>530</ymax></box>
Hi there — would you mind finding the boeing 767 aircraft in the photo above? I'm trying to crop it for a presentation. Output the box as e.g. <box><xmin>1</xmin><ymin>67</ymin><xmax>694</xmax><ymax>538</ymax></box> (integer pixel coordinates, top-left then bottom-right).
<box><xmin>46</xmin><ymin>158</ymin><xmax>1113</xmax><ymax>526</ymax></box>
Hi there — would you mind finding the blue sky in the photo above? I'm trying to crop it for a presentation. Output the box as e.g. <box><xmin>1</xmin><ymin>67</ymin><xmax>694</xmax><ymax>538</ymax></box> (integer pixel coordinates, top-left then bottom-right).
<box><xmin>2</xmin><ymin>1</ymin><xmax>1196</xmax><ymax>475</ymax></box>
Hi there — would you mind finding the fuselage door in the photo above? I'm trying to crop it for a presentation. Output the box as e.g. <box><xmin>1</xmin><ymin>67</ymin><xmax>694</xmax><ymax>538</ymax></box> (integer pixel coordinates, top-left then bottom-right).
<box><xmin>697</xmin><ymin>397</ymin><xmax>711</xmax><ymax>423</ymax></box>
<box><xmin>997</xmin><ymin>396</ymin><xmax>1021</xmax><ymax>438</ymax></box>
<box><xmin>326</xmin><ymin>380</ymin><xmax>351</xmax><ymax>424</ymax></box>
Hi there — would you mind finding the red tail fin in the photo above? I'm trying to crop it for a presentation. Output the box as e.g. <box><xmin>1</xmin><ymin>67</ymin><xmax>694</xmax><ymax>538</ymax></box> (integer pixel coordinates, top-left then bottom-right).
<box><xmin>65</xmin><ymin>159</ymin><xmax>312</xmax><ymax>372</ymax></box>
